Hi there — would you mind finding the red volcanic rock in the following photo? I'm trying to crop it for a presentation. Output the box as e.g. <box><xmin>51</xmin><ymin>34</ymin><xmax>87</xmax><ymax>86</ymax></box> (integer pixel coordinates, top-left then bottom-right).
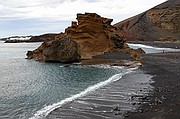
<box><xmin>65</xmin><ymin>13</ymin><xmax>125</xmax><ymax>59</ymax></box>
<box><xmin>114</xmin><ymin>0</ymin><xmax>180</xmax><ymax>41</ymax></box>
<box><xmin>27</xmin><ymin>13</ymin><xmax>127</xmax><ymax>62</ymax></box>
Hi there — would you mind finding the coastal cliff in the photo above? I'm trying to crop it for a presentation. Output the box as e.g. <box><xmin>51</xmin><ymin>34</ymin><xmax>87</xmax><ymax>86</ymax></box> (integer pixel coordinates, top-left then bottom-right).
<box><xmin>27</xmin><ymin>13</ymin><xmax>143</xmax><ymax>63</ymax></box>
<box><xmin>114</xmin><ymin>0</ymin><xmax>180</xmax><ymax>42</ymax></box>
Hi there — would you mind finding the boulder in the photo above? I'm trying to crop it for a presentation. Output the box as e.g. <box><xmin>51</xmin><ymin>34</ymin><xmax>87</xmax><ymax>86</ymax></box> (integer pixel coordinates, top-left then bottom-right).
<box><xmin>27</xmin><ymin>36</ymin><xmax>79</xmax><ymax>62</ymax></box>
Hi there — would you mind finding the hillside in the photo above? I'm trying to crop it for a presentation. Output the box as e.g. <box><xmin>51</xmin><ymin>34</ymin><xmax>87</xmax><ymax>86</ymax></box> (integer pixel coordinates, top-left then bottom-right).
<box><xmin>114</xmin><ymin>0</ymin><xmax>180</xmax><ymax>42</ymax></box>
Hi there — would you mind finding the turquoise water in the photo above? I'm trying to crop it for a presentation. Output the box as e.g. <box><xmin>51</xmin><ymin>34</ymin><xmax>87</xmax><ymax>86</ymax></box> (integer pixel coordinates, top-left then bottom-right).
<box><xmin>0</xmin><ymin>41</ymin><xmax>122</xmax><ymax>119</ymax></box>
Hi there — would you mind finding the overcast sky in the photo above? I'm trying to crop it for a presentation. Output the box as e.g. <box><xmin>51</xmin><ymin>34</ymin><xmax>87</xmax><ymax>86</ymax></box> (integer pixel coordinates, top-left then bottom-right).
<box><xmin>0</xmin><ymin>0</ymin><xmax>167</xmax><ymax>38</ymax></box>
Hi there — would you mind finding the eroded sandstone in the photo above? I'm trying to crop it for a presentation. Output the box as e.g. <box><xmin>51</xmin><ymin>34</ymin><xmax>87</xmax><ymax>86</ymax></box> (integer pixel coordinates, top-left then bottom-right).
<box><xmin>27</xmin><ymin>13</ymin><xmax>122</xmax><ymax>62</ymax></box>
<box><xmin>27</xmin><ymin>13</ymin><xmax>142</xmax><ymax>63</ymax></box>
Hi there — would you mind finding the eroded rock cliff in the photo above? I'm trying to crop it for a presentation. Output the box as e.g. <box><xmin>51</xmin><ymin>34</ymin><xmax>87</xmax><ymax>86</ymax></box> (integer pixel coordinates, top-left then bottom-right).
<box><xmin>27</xmin><ymin>13</ymin><xmax>131</xmax><ymax>62</ymax></box>
<box><xmin>114</xmin><ymin>0</ymin><xmax>180</xmax><ymax>41</ymax></box>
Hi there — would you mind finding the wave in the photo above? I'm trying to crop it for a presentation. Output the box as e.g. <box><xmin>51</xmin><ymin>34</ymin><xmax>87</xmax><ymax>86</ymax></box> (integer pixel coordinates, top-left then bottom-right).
<box><xmin>128</xmin><ymin>43</ymin><xmax>180</xmax><ymax>53</ymax></box>
<box><xmin>29</xmin><ymin>66</ymin><xmax>137</xmax><ymax>119</ymax></box>
<box><xmin>60</xmin><ymin>64</ymin><xmax>124</xmax><ymax>70</ymax></box>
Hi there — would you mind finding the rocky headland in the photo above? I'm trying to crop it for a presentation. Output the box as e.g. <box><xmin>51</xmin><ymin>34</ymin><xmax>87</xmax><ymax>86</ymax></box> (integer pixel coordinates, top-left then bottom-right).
<box><xmin>3</xmin><ymin>34</ymin><xmax>62</xmax><ymax>43</ymax></box>
<box><xmin>27</xmin><ymin>33</ymin><xmax>62</xmax><ymax>42</ymax></box>
<box><xmin>2</xmin><ymin>36</ymin><xmax>32</xmax><ymax>43</ymax></box>
<box><xmin>114</xmin><ymin>0</ymin><xmax>180</xmax><ymax>42</ymax></box>
<box><xmin>27</xmin><ymin>13</ymin><xmax>144</xmax><ymax>63</ymax></box>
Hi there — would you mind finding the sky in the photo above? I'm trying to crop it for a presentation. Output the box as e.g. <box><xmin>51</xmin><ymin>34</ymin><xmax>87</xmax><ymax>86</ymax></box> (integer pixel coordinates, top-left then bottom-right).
<box><xmin>0</xmin><ymin>0</ymin><xmax>167</xmax><ymax>38</ymax></box>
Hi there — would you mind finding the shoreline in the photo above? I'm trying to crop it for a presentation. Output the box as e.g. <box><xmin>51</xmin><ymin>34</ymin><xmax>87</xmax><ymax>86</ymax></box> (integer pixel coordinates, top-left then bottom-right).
<box><xmin>46</xmin><ymin>67</ymin><xmax>153</xmax><ymax>119</ymax></box>
<box><xmin>128</xmin><ymin>41</ymin><xmax>180</xmax><ymax>49</ymax></box>
<box><xmin>30</xmin><ymin>64</ymin><xmax>141</xmax><ymax>119</ymax></box>
<box><xmin>126</xmin><ymin>51</ymin><xmax>180</xmax><ymax>119</ymax></box>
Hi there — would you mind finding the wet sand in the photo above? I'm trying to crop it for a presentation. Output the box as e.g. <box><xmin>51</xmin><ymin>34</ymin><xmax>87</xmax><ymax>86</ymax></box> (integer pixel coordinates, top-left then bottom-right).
<box><xmin>47</xmin><ymin>69</ymin><xmax>153</xmax><ymax>119</ymax></box>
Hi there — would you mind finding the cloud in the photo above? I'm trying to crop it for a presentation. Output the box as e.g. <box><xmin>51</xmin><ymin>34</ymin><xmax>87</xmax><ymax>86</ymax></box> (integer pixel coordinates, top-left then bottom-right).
<box><xmin>0</xmin><ymin>19</ymin><xmax>70</xmax><ymax>37</ymax></box>
<box><xmin>0</xmin><ymin>0</ymin><xmax>167</xmax><ymax>21</ymax></box>
<box><xmin>0</xmin><ymin>0</ymin><xmax>167</xmax><ymax>37</ymax></box>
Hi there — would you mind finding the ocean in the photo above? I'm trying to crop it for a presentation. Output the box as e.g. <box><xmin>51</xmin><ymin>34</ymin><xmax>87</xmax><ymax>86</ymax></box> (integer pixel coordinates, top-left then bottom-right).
<box><xmin>0</xmin><ymin>41</ymin><xmax>178</xmax><ymax>119</ymax></box>
<box><xmin>0</xmin><ymin>41</ymin><xmax>131</xmax><ymax>119</ymax></box>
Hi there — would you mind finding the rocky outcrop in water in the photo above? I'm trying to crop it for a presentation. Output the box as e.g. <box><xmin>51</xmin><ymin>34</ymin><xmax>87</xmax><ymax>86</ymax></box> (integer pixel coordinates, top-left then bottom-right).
<box><xmin>27</xmin><ymin>36</ymin><xmax>79</xmax><ymax>62</ymax></box>
<box><xmin>27</xmin><ymin>13</ymin><xmax>135</xmax><ymax>62</ymax></box>
<box><xmin>114</xmin><ymin>0</ymin><xmax>180</xmax><ymax>41</ymax></box>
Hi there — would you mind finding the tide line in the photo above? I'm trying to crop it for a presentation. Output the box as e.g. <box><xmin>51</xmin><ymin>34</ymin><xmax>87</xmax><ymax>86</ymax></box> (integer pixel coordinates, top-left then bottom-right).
<box><xmin>29</xmin><ymin>66</ymin><xmax>136</xmax><ymax>119</ymax></box>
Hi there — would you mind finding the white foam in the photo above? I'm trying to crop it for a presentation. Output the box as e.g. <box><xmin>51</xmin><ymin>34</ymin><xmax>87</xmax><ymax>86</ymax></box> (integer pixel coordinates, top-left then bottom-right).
<box><xmin>90</xmin><ymin>64</ymin><xmax>118</xmax><ymax>69</ymax></box>
<box><xmin>61</xmin><ymin>64</ymin><xmax>124</xmax><ymax>70</ymax></box>
<box><xmin>9</xmin><ymin>36</ymin><xmax>31</xmax><ymax>40</ymax></box>
<box><xmin>128</xmin><ymin>43</ymin><xmax>154</xmax><ymax>49</ymax></box>
<box><xmin>128</xmin><ymin>43</ymin><xmax>180</xmax><ymax>53</ymax></box>
<box><xmin>29</xmin><ymin>67</ymin><xmax>135</xmax><ymax>119</ymax></box>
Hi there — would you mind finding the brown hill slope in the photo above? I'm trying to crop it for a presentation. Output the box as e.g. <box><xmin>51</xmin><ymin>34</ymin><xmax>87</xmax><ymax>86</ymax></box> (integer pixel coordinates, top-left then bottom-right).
<box><xmin>114</xmin><ymin>0</ymin><xmax>180</xmax><ymax>41</ymax></box>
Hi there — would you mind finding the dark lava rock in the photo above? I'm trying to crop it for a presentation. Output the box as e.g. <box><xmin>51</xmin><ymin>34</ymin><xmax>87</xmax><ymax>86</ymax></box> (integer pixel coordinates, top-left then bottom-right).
<box><xmin>27</xmin><ymin>36</ymin><xmax>80</xmax><ymax>63</ymax></box>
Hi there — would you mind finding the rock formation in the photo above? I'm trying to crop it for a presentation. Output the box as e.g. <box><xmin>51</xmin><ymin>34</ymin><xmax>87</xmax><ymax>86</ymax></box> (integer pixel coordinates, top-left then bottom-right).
<box><xmin>114</xmin><ymin>0</ymin><xmax>180</xmax><ymax>41</ymax></box>
<box><xmin>27</xmin><ymin>36</ymin><xmax>79</xmax><ymax>62</ymax></box>
<box><xmin>27</xmin><ymin>13</ymin><xmax>130</xmax><ymax>62</ymax></box>
<box><xmin>28</xmin><ymin>33</ymin><xmax>61</xmax><ymax>42</ymax></box>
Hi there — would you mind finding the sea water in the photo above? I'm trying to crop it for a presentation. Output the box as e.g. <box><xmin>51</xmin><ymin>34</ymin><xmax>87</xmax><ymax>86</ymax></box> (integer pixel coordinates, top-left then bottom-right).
<box><xmin>0</xmin><ymin>41</ymin><xmax>125</xmax><ymax>119</ymax></box>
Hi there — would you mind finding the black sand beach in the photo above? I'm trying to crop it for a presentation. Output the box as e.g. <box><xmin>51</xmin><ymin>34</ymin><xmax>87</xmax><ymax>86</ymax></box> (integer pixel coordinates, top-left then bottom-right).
<box><xmin>127</xmin><ymin>51</ymin><xmax>180</xmax><ymax>119</ymax></box>
<box><xmin>47</xmin><ymin>42</ymin><xmax>180</xmax><ymax>119</ymax></box>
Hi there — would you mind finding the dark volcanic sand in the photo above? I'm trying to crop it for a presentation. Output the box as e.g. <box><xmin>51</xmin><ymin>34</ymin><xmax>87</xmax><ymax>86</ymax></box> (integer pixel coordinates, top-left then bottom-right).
<box><xmin>127</xmin><ymin>51</ymin><xmax>180</xmax><ymax>119</ymax></box>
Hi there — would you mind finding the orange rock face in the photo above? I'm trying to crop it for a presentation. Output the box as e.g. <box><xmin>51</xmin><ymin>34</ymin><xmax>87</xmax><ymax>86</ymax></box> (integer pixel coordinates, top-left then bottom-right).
<box><xmin>65</xmin><ymin>13</ymin><xmax>124</xmax><ymax>59</ymax></box>
<box><xmin>27</xmin><ymin>13</ymin><xmax>126</xmax><ymax>62</ymax></box>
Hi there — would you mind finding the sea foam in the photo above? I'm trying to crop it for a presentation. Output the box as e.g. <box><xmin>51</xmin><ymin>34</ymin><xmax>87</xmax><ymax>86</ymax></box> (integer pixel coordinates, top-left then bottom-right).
<box><xmin>29</xmin><ymin>66</ymin><xmax>135</xmax><ymax>119</ymax></box>
<box><xmin>128</xmin><ymin>43</ymin><xmax>180</xmax><ymax>53</ymax></box>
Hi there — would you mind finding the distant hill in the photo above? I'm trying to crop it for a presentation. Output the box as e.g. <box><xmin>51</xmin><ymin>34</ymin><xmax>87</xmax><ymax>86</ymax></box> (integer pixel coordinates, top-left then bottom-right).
<box><xmin>0</xmin><ymin>36</ymin><xmax>32</xmax><ymax>42</ymax></box>
<box><xmin>114</xmin><ymin>0</ymin><xmax>180</xmax><ymax>42</ymax></box>
<box><xmin>1</xmin><ymin>34</ymin><xmax>61</xmax><ymax>43</ymax></box>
